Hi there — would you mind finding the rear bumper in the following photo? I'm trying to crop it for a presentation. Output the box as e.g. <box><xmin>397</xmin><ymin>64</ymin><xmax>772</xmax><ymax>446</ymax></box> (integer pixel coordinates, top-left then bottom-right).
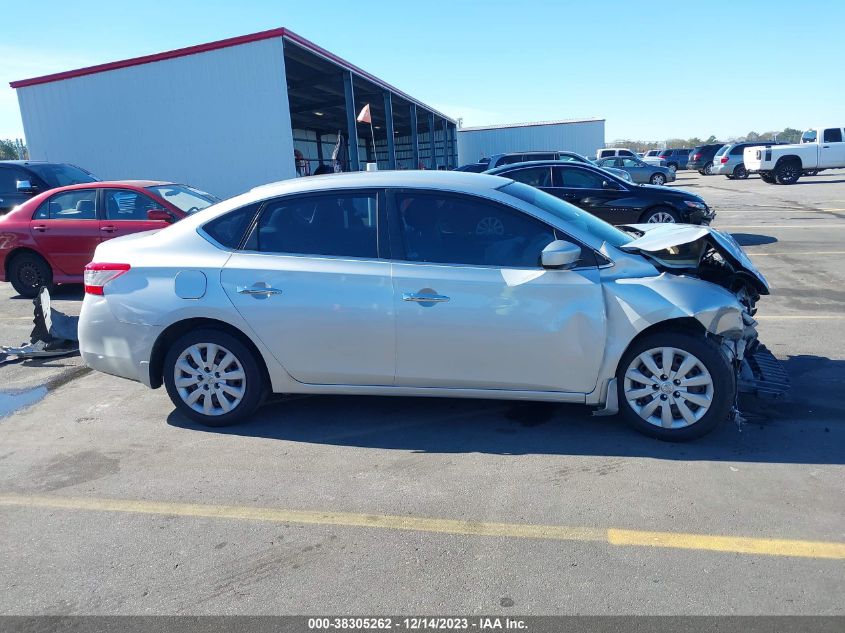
<box><xmin>79</xmin><ymin>294</ymin><xmax>162</xmax><ymax>388</ymax></box>
<box><xmin>712</xmin><ymin>162</ymin><xmax>736</xmax><ymax>175</ymax></box>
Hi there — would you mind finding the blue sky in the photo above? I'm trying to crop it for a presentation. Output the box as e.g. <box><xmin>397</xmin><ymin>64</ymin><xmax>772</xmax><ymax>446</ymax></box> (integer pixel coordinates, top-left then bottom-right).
<box><xmin>2</xmin><ymin>0</ymin><xmax>842</xmax><ymax>142</ymax></box>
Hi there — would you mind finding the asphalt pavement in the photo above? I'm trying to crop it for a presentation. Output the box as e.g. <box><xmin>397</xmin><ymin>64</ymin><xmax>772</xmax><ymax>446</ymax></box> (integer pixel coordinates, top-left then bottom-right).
<box><xmin>0</xmin><ymin>170</ymin><xmax>843</xmax><ymax>615</ymax></box>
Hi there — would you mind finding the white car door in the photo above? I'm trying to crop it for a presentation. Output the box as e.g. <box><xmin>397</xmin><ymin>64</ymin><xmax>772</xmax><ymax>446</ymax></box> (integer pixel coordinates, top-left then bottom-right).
<box><xmin>389</xmin><ymin>190</ymin><xmax>606</xmax><ymax>393</ymax></box>
<box><xmin>220</xmin><ymin>191</ymin><xmax>395</xmax><ymax>386</ymax></box>
<box><xmin>819</xmin><ymin>128</ymin><xmax>845</xmax><ymax>168</ymax></box>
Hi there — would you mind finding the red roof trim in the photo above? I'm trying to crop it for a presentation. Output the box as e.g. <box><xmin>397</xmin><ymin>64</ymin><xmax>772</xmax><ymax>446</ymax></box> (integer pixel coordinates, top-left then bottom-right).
<box><xmin>10</xmin><ymin>28</ymin><xmax>288</xmax><ymax>88</ymax></box>
<box><xmin>9</xmin><ymin>27</ymin><xmax>455</xmax><ymax>122</ymax></box>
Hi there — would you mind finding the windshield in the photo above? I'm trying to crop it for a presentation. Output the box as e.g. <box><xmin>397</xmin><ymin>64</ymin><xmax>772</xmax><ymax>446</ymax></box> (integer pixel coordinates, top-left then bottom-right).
<box><xmin>27</xmin><ymin>163</ymin><xmax>97</xmax><ymax>188</ymax></box>
<box><xmin>145</xmin><ymin>184</ymin><xmax>219</xmax><ymax>214</ymax></box>
<box><xmin>500</xmin><ymin>181</ymin><xmax>633</xmax><ymax>249</ymax></box>
<box><xmin>801</xmin><ymin>130</ymin><xmax>817</xmax><ymax>143</ymax></box>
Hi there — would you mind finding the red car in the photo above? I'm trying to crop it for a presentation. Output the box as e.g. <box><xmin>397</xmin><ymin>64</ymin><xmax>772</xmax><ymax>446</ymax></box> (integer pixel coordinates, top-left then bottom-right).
<box><xmin>0</xmin><ymin>180</ymin><xmax>219</xmax><ymax>297</ymax></box>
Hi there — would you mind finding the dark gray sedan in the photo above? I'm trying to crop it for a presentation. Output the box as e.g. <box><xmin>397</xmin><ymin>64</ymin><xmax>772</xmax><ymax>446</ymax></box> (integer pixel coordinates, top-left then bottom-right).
<box><xmin>595</xmin><ymin>156</ymin><xmax>676</xmax><ymax>185</ymax></box>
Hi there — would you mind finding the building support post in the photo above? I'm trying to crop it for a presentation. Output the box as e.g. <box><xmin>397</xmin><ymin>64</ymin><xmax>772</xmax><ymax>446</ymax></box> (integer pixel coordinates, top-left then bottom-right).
<box><xmin>441</xmin><ymin>119</ymin><xmax>449</xmax><ymax>169</ymax></box>
<box><xmin>428</xmin><ymin>113</ymin><xmax>436</xmax><ymax>169</ymax></box>
<box><xmin>315</xmin><ymin>131</ymin><xmax>324</xmax><ymax>165</ymax></box>
<box><xmin>343</xmin><ymin>71</ymin><xmax>360</xmax><ymax>171</ymax></box>
<box><xmin>383</xmin><ymin>92</ymin><xmax>396</xmax><ymax>170</ymax></box>
<box><xmin>410</xmin><ymin>104</ymin><xmax>420</xmax><ymax>169</ymax></box>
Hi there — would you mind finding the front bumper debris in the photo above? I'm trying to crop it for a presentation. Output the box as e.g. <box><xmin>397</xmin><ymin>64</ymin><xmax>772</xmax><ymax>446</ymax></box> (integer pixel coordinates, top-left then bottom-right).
<box><xmin>737</xmin><ymin>343</ymin><xmax>790</xmax><ymax>399</ymax></box>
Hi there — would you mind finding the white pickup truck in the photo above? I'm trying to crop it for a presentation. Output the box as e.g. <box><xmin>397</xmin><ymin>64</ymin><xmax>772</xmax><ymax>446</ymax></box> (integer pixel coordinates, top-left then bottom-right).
<box><xmin>744</xmin><ymin>126</ymin><xmax>845</xmax><ymax>184</ymax></box>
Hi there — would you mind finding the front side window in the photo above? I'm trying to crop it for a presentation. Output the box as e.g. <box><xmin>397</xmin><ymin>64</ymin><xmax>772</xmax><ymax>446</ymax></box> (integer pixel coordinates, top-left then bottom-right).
<box><xmin>823</xmin><ymin>128</ymin><xmax>843</xmax><ymax>143</ymax></box>
<box><xmin>499</xmin><ymin>154</ymin><xmax>525</xmax><ymax>165</ymax></box>
<box><xmin>621</xmin><ymin>158</ymin><xmax>641</xmax><ymax>167</ymax></box>
<box><xmin>0</xmin><ymin>167</ymin><xmax>29</xmax><ymax>192</ymax></box>
<box><xmin>395</xmin><ymin>192</ymin><xmax>555</xmax><ymax>268</ymax></box>
<box><xmin>525</xmin><ymin>153</ymin><xmax>555</xmax><ymax>162</ymax></box>
<box><xmin>504</xmin><ymin>167</ymin><xmax>552</xmax><ymax>188</ymax></box>
<box><xmin>558</xmin><ymin>167</ymin><xmax>605</xmax><ymax>189</ymax></box>
<box><xmin>34</xmin><ymin>189</ymin><xmax>97</xmax><ymax>220</ymax></box>
<box><xmin>253</xmin><ymin>192</ymin><xmax>377</xmax><ymax>258</ymax></box>
<box><xmin>104</xmin><ymin>189</ymin><xmax>162</xmax><ymax>221</ymax></box>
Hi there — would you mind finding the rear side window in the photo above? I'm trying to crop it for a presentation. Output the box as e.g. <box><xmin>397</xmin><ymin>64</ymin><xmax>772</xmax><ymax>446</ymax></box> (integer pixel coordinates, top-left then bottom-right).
<box><xmin>729</xmin><ymin>145</ymin><xmax>746</xmax><ymax>156</ymax></box>
<box><xmin>823</xmin><ymin>128</ymin><xmax>843</xmax><ymax>143</ymax></box>
<box><xmin>34</xmin><ymin>190</ymin><xmax>97</xmax><ymax>220</ymax></box>
<box><xmin>598</xmin><ymin>149</ymin><xmax>613</xmax><ymax>158</ymax></box>
<box><xmin>499</xmin><ymin>154</ymin><xmax>525</xmax><ymax>165</ymax></box>
<box><xmin>202</xmin><ymin>202</ymin><xmax>261</xmax><ymax>249</ymax></box>
<box><xmin>504</xmin><ymin>167</ymin><xmax>552</xmax><ymax>187</ymax></box>
<box><xmin>525</xmin><ymin>153</ymin><xmax>555</xmax><ymax>161</ymax></box>
<box><xmin>252</xmin><ymin>192</ymin><xmax>378</xmax><ymax>258</ymax></box>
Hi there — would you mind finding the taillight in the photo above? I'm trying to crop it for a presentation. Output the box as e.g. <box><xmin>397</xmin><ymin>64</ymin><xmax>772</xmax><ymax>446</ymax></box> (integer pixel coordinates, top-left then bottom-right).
<box><xmin>720</xmin><ymin>156</ymin><xmax>729</xmax><ymax>163</ymax></box>
<box><xmin>84</xmin><ymin>262</ymin><xmax>130</xmax><ymax>295</ymax></box>
<box><xmin>692</xmin><ymin>153</ymin><xmax>701</xmax><ymax>160</ymax></box>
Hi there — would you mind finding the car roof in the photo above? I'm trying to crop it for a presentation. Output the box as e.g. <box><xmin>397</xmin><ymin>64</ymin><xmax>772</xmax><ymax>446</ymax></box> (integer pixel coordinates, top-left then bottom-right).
<box><xmin>249</xmin><ymin>170</ymin><xmax>511</xmax><ymax>198</ymax></box>
<box><xmin>485</xmin><ymin>160</ymin><xmax>603</xmax><ymax>173</ymax></box>
<box><xmin>48</xmin><ymin>180</ymin><xmax>173</xmax><ymax>190</ymax></box>
<box><xmin>0</xmin><ymin>160</ymin><xmax>75</xmax><ymax>166</ymax></box>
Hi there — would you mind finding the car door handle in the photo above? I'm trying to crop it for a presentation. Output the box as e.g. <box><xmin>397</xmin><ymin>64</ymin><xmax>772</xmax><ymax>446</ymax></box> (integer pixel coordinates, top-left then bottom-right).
<box><xmin>100</xmin><ymin>225</ymin><xmax>118</xmax><ymax>233</ymax></box>
<box><xmin>403</xmin><ymin>292</ymin><xmax>450</xmax><ymax>303</ymax></box>
<box><xmin>823</xmin><ymin>145</ymin><xmax>830</xmax><ymax>149</ymax></box>
<box><xmin>32</xmin><ymin>224</ymin><xmax>48</xmax><ymax>232</ymax></box>
<box><xmin>238</xmin><ymin>285</ymin><xmax>282</xmax><ymax>296</ymax></box>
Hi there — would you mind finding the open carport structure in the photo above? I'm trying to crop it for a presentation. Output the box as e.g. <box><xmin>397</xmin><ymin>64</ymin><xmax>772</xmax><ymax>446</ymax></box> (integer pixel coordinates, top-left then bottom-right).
<box><xmin>11</xmin><ymin>28</ymin><xmax>457</xmax><ymax>198</ymax></box>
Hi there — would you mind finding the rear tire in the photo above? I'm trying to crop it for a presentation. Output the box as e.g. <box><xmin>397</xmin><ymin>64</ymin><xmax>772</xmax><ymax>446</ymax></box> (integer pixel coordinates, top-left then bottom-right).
<box><xmin>702</xmin><ymin>161</ymin><xmax>713</xmax><ymax>175</ymax></box>
<box><xmin>733</xmin><ymin>164</ymin><xmax>748</xmax><ymax>179</ymax></box>
<box><xmin>775</xmin><ymin>160</ymin><xmax>801</xmax><ymax>185</ymax></box>
<box><xmin>163</xmin><ymin>328</ymin><xmax>266</xmax><ymax>427</ymax></box>
<box><xmin>616</xmin><ymin>331</ymin><xmax>735</xmax><ymax>441</ymax></box>
<box><xmin>8</xmin><ymin>252</ymin><xmax>53</xmax><ymax>298</ymax></box>
<box><xmin>640</xmin><ymin>207</ymin><xmax>679</xmax><ymax>224</ymax></box>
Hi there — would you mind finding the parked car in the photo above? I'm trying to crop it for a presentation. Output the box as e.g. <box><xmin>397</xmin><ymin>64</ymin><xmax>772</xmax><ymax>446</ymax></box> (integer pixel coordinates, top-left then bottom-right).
<box><xmin>485</xmin><ymin>161</ymin><xmax>713</xmax><ymax>225</ymax></box>
<box><xmin>594</xmin><ymin>156</ymin><xmax>676</xmax><ymax>185</ymax></box>
<box><xmin>597</xmin><ymin>148</ymin><xmax>665</xmax><ymax>167</ymax></box>
<box><xmin>483</xmin><ymin>150</ymin><xmax>633</xmax><ymax>182</ymax></box>
<box><xmin>0</xmin><ymin>180</ymin><xmax>219</xmax><ymax>297</ymax></box>
<box><xmin>712</xmin><ymin>142</ymin><xmax>783</xmax><ymax>180</ymax></box>
<box><xmin>78</xmin><ymin>170</ymin><xmax>775</xmax><ymax>441</ymax></box>
<box><xmin>744</xmin><ymin>127</ymin><xmax>845</xmax><ymax>184</ymax></box>
<box><xmin>687</xmin><ymin>144</ymin><xmax>726</xmax><ymax>175</ymax></box>
<box><xmin>453</xmin><ymin>163</ymin><xmax>488</xmax><ymax>173</ymax></box>
<box><xmin>643</xmin><ymin>149</ymin><xmax>662</xmax><ymax>159</ymax></box>
<box><xmin>0</xmin><ymin>161</ymin><xmax>98</xmax><ymax>214</ymax></box>
<box><xmin>657</xmin><ymin>149</ymin><xmax>691</xmax><ymax>171</ymax></box>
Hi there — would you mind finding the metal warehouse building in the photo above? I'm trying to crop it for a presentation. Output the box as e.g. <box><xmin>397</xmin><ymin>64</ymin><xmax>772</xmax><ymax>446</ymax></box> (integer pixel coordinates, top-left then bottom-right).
<box><xmin>11</xmin><ymin>28</ymin><xmax>457</xmax><ymax>198</ymax></box>
<box><xmin>457</xmin><ymin>118</ymin><xmax>605</xmax><ymax>165</ymax></box>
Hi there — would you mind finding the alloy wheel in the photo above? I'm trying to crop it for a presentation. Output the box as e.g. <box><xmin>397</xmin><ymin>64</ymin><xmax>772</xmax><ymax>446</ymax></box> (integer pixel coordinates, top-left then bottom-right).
<box><xmin>652</xmin><ymin>174</ymin><xmax>666</xmax><ymax>185</ymax></box>
<box><xmin>623</xmin><ymin>346</ymin><xmax>714</xmax><ymax>429</ymax></box>
<box><xmin>173</xmin><ymin>343</ymin><xmax>246</xmax><ymax>416</ymax></box>
<box><xmin>646</xmin><ymin>211</ymin><xmax>676</xmax><ymax>223</ymax></box>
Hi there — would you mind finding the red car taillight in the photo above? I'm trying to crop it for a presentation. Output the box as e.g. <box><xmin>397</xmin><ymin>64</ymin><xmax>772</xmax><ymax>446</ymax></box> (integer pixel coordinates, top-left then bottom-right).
<box><xmin>720</xmin><ymin>156</ymin><xmax>729</xmax><ymax>163</ymax></box>
<box><xmin>692</xmin><ymin>153</ymin><xmax>701</xmax><ymax>160</ymax></box>
<box><xmin>84</xmin><ymin>262</ymin><xmax>130</xmax><ymax>295</ymax></box>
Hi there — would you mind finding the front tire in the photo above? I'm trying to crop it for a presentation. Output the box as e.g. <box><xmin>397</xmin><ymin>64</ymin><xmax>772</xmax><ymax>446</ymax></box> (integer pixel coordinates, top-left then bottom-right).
<box><xmin>617</xmin><ymin>331</ymin><xmax>735</xmax><ymax>441</ymax></box>
<box><xmin>163</xmin><ymin>328</ymin><xmax>266</xmax><ymax>427</ymax></box>
<box><xmin>8</xmin><ymin>252</ymin><xmax>53</xmax><ymax>298</ymax></box>
<box><xmin>649</xmin><ymin>173</ymin><xmax>666</xmax><ymax>186</ymax></box>
<box><xmin>775</xmin><ymin>160</ymin><xmax>801</xmax><ymax>185</ymax></box>
<box><xmin>640</xmin><ymin>207</ymin><xmax>679</xmax><ymax>224</ymax></box>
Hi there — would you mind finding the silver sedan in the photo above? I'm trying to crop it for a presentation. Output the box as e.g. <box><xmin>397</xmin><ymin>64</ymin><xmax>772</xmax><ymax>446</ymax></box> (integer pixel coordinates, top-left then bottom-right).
<box><xmin>595</xmin><ymin>157</ymin><xmax>676</xmax><ymax>185</ymax></box>
<box><xmin>79</xmin><ymin>170</ymin><xmax>774</xmax><ymax>441</ymax></box>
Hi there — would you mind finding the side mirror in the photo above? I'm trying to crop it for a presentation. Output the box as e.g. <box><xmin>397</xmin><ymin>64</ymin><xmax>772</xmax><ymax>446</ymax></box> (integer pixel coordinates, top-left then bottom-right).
<box><xmin>16</xmin><ymin>180</ymin><xmax>35</xmax><ymax>193</ymax></box>
<box><xmin>147</xmin><ymin>208</ymin><xmax>174</xmax><ymax>223</ymax></box>
<box><xmin>541</xmin><ymin>240</ymin><xmax>581</xmax><ymax>269</ymax></box>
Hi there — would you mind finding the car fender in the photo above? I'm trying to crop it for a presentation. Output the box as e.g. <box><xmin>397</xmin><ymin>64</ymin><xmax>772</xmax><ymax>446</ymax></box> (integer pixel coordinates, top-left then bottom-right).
<box><xmin>586</xmin><ymin>272</ymin><xmax>745</xmax><ymax>405</ymax></box>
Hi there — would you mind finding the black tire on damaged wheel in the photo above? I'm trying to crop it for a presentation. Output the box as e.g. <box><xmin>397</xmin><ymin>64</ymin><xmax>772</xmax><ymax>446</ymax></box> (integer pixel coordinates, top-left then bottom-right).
<box><xmin>8</xmin><ymin>251</ymin><xmax>53</xmax><ymax>298</ymax></box>
<box><xmin>163</xmin><ymin>328</ymin><xmax>266</xmax><ymax>427</ymax></box>
<box><xmin>616</xmin><ymin>331</ymin><xmax>736</xmax><ymax>441</ymax></box>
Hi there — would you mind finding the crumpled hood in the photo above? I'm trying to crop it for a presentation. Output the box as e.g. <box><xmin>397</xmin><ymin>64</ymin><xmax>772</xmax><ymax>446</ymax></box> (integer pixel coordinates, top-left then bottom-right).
<box><xmin>618</xmin><ymin>223</ymin><xmax>769</xmax><ymax>294</ymax></box>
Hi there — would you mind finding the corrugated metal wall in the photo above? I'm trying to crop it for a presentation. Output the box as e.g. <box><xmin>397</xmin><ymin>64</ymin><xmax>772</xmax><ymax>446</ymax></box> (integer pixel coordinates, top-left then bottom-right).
<box><xmin>16</xmin><ymin>37</ymin><xmax>296</xmax><ymax>199</ymax></box>
<box><xmin>457</xmin><ymin>120</ymin><xmax>605</xmax><ymax>165</ymax></box>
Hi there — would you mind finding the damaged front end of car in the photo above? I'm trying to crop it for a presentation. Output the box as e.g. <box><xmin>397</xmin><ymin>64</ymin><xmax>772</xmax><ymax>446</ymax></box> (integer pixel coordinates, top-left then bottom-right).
<box><xmin>618</xmin><ymin>223</ymin><xmax>790</xmax><ymax>404</ymax></box>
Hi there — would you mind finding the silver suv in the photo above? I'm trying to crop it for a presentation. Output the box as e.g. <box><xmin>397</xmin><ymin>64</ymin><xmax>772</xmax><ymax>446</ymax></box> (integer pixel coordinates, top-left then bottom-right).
<box><xmin>712</xmin><ymin>142</ymin><xmax>783</xmax><ymax>180</ymax></box>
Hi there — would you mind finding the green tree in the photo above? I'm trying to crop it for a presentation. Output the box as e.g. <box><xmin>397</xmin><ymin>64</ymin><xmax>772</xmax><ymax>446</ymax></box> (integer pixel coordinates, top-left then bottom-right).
<box><xmin>779</xmin><ymin>127</ymin><xmax>802</xmax><ymax>143</ymax></box>
<box><xmin>0</xmin><ymin>139</ymin><xmax>22</xmax><ymax>160</ymax></box>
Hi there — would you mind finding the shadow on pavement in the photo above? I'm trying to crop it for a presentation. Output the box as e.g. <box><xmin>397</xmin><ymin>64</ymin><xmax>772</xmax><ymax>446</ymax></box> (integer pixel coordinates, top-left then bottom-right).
<box><xmin>9</xmin><ymin>284</ymin><xmax>84</xmax><ymax>301</ymax></box>
<box><xmin>731</xmin><ymin>233</ymin><xmax>778</xmax><ymax>246</ymax></box>
<box><xmin>167</xmin><ymin>354</ymin><xmax>844</xmax><ymax>464</ymax></box>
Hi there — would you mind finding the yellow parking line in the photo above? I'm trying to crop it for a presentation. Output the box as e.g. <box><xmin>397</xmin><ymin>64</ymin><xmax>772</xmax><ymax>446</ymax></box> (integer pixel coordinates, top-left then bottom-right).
<box><xmin>1</xmin><ymin>493</ymin><xmax>843</xmax><ymax>560</ymax></box>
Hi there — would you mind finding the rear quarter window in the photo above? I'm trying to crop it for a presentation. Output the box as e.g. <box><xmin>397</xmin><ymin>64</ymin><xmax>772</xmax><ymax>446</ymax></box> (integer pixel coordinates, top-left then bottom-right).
<box><xmin>202</xmin><ymin>202</ymin><xmax>261</xmax><ymax>249</ymax></box>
